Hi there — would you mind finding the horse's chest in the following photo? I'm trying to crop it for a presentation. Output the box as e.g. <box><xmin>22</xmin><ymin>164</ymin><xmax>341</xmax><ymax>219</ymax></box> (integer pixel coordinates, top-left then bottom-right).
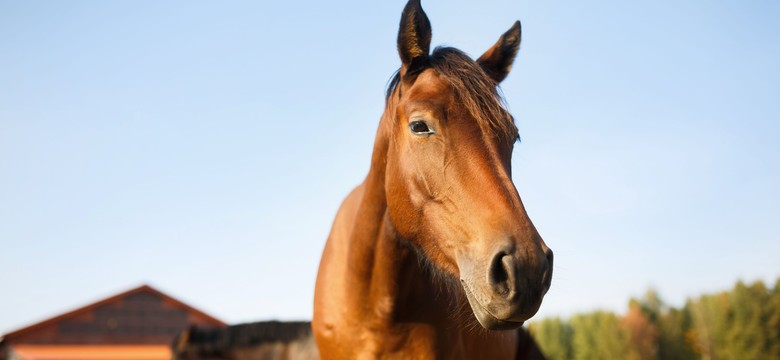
<box><xmin>327</xmin><ymin>321</ymin><xmax>508</xmax><ymax>359</ymax></box>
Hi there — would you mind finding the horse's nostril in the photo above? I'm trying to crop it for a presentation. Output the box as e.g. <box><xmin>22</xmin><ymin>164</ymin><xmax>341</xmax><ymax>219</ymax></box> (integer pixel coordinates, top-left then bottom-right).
<box><xmin>489</xmin><ymin>252</ymin><xmax>516</xmax><ymax>297</ymax></box>
<box><xmin>542</xmin><ymin>248</ymin><xmax>554</xmax><ymax>292</ymax></box>
<box><xmin>545</xmin><ymin>249</ymin><xmax>554</xmax><ymax>268</ymax></box>
<box><xmin>490</xmin><ymin>253</ymin><xmax>507</xmax><ymax>287</ymax></box>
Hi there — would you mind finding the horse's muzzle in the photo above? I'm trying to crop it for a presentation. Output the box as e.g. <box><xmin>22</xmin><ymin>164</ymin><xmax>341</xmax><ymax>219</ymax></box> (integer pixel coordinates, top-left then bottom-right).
<box><xmin>459</xmin><ymin>246</ymin><xmax>553</xmax><ymax>330</ymax></box>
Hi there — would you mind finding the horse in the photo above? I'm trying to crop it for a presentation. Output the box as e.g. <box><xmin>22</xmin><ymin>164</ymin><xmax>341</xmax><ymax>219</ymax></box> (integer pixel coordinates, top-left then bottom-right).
<box><xmin>312</xmin><ymin>0</ymin><xmax>553</xmax><ymax>358</ymax></box>
<box><xmin>172</xmin><ymin>321</ymin><xmax>319</xmax><ymax>359</ymax></box>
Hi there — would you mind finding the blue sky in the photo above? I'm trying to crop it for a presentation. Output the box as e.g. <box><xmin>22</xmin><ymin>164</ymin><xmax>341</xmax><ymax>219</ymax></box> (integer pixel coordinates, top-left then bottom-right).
<box><xmin>1</xmin><ymin>0</ymin><xmax>778</xmax><ymax>333</ymax></box>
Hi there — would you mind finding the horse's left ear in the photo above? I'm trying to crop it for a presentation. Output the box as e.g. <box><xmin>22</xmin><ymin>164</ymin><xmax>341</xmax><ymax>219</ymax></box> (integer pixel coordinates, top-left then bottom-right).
<box><xmin>477</xmin><ymin>21</ymin><xmax>521</xmax><ymax>83</ymax></box>
<box><xmin>398</xmin><ymin>0</ymin><xmax>432</xmax><ymax>74</ymax></box>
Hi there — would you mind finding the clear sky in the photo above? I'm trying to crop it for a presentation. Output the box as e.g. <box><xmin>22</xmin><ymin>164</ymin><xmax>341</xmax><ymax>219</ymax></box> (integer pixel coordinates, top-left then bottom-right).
<box><xmin>1</xmin><ymin>0</ymin><xmax>779</xmax><ymax>334</ymax></box>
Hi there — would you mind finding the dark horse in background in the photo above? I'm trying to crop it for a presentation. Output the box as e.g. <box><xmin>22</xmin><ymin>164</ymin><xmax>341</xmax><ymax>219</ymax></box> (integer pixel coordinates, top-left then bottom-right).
<box><xmin>172</xmin><ymin>321</ymin><xmax>319</xmax><ymax>359</ymax></box>
<box><xmin>313</xmin><ymin>0</ymin><xmax>553</xmax><ymax>358</ymax></box>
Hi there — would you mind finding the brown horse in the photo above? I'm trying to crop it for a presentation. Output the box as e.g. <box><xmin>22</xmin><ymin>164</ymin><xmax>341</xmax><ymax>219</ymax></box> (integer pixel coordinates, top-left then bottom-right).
<box><xmin>313</xmin><ymin>0</ymin><xmax>553</xmax><ymax>358</ymax></box>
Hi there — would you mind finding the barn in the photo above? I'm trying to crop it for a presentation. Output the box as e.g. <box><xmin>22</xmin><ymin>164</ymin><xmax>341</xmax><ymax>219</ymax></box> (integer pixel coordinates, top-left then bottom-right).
<box><xmin>0</xmin><ymin>285</ymin><xmax>226</xmax><ymax>360</ymax></box>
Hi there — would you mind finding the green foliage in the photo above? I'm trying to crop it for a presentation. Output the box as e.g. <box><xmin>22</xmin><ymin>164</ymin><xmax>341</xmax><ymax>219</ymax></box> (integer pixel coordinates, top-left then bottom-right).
<box><xmin>770</xmin><ymin>279</ymin><xmax>780</xmax><ymax>359</ymax></box>
<box><xmin>528</xmin><ymin>317</ymin><xmax>573</xmax><ymax>360</ymax></box>
<box><xmin>722</xmin><ymin>280</ymin><xmax>778</xmax><ymax>360</ymax></box>
<box><xmin>529</xmin><ymin>278</ymin><xmax>780</xmax><ymax>360</ymax></box>
<box><xmin>570</xmin><ymin>311</ymin><xmax>631</xmax><ymax>360</ymax></box>
<box><xmin>688</xmin><ymin>292</ymin><xmax>730</xmax><ymax>359</ymax></box>
<box><xmin>630</xmin><ymin>289</ymin><xmax>695</xmax><ymax>360</ymax></box>
<box><xmin>656</xmin><ymin>307</ymin><xmax>696</xmax><ymax>360</ymax></box>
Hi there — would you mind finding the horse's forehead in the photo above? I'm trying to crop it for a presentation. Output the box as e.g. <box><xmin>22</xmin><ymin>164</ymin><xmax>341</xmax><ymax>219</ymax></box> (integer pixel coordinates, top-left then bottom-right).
<box><xmin>406</xmin><ymin>70</ymin><xmax>452</xmax><ymax>101</ymax></box>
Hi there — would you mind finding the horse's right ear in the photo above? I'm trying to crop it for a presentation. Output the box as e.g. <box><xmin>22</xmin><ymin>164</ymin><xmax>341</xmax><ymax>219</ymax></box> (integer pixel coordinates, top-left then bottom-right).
<box><xmin>477</xmin><ymin>21</ymin><xmax>521</xmax><ymax>83</ymax></box>
<box><xmin>397</xmin><ymin>0</ymin><xmax>431</xmax><ymax>74</ymax></box>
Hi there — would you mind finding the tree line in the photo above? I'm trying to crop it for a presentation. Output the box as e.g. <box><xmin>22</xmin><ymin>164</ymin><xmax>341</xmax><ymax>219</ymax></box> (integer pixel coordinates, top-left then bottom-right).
<box><xmin>528</xmin><ymin>278</ymin><xmax>780</xmax><ymax>360</ymax></box>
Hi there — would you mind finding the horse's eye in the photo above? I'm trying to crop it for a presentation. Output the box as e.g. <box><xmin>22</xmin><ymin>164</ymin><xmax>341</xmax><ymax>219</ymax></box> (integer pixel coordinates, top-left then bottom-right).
<box><xmin>410</xmin><ymin>120</ymin><xmax>434</xmax><ymax>135</ymax></box>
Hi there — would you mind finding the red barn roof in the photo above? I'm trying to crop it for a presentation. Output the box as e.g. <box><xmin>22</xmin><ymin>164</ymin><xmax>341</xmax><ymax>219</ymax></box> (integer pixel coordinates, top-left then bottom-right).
<box><xmin>0</xmin><ymin>284</ymin><xmax>226</xmax><ymax>359</ymax></box>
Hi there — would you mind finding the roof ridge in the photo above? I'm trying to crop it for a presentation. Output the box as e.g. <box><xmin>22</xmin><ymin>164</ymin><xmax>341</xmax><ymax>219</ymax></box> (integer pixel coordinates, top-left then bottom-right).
<box><xmin>1</xmin><ymin>284</ymin><xmax>226</xmax><ymax>342</ymax></box>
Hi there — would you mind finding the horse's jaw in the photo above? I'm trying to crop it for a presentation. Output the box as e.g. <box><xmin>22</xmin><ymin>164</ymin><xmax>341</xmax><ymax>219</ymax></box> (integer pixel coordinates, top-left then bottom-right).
<box><xmin>460</xmin><ymin>279</ymin><xmax>528</xmax><ymax>330</ymax></box>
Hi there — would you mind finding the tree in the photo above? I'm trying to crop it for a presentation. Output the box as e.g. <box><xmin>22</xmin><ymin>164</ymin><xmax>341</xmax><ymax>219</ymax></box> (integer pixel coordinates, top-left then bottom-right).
<box><xmin>722</xmin><ymin>280</ymin><xmax>777</xmax><ymax>360</ymax></box>
<box><xmin>622</xmin><ymin>300</ymin><xmax>659</xmax><ymax>360</ymax></box>
<box><xmin>528</xmin><ymin>317</ymin><xmax>573</xmax><ymax>360</ymax></box>
<box><xmin>527</xmin><ymin>278</ymin><xmax>780</xmax><ymax>360</ymax></box>
<box><xmin>633</xmin><ymin>289</ymin><xmax>696</xmax><ymax>360</ymax></box>
<box><xmin>768</xmin><ymin>279</ymin><xmax>780</xmax><ymax>359</ymax></box>
<box><xmin>570</xmin><ymin>311</ymin><xmax>631</xmax><ymax>360</ymax></box>
<box><xmin>657</xmin><ymin>306</ymin><xmax>697</xmax><ymax>360</ymax></box>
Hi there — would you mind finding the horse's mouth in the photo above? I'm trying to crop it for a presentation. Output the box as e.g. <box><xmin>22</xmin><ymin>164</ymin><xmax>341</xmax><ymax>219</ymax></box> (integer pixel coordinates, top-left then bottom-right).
<box><xmin>461</xmin><ymin>280</ymin><xmax>525</xmax><ymax>330</ymax></box>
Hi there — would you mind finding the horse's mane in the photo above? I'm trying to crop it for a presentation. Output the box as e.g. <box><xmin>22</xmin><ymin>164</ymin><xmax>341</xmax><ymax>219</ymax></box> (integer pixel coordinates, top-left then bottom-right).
<box><xmin>386</xmin><ymin>47</ymin><xmax>518</xmax><ymax>140</ymax></box>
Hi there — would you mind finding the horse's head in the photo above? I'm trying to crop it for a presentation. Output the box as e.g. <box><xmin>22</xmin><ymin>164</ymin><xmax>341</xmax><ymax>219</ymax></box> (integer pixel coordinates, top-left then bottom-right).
<box><xmin>383</xmin><ymin>0</ymin><xmax>552</xmax><ymax>330</ymax></box>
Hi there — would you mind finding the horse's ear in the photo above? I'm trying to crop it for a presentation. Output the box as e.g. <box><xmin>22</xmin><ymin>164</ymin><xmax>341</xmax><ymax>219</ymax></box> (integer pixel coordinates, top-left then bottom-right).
<box><xmin>477</xmin><ymin>21</ymin><xmax>521</xmax><ymax>83</ymax></box>
<box><xmin>397</xmin><ymin>0</ymin><xmax>432</xmax><ymax>73</ymax></box>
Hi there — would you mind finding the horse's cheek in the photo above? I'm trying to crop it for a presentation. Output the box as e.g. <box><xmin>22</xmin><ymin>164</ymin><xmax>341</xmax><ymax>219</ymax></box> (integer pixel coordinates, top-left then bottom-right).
<box><xmin>384</xmin><ymin>157</ymin><xmax>419</xmax><ymax>241</ymax></box>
